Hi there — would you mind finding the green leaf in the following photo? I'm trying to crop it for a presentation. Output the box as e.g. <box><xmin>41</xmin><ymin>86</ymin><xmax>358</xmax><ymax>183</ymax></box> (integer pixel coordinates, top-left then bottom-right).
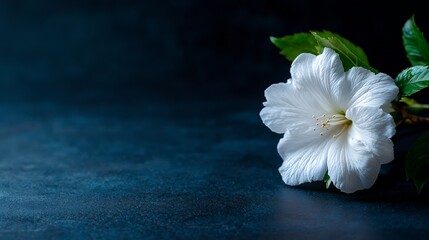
<box><xmin>395</xmin><ymin>65</ymin><xmax>429</xmax><ymax>97</ymax></box>
<box><xmin>323</xmin><ymin>171</ymin><xmax>332</xmax><ymax>189</ymax></box>
<box><xmin>311</xmin><ymin>31</ymin><xmax>378</xmax><ymax>73</ymax></box>
<box><xmin>270</xmin><ymin>33</ymin><xmax>319</xmax><ymax>62</ymax></box>
<box><xmin>402</xmin><ymin>16</ymin><xmax>429</xmax><ymax>66</ymax></box>
<box><xmin>271</xmin><ymin>30</ymin><xmax>376</xmax><ymax>73</ymax></box>
<box><xmin>406</xmin><ymin>131</ymin><xmax>429</xmax><ymax>194</ymax></box>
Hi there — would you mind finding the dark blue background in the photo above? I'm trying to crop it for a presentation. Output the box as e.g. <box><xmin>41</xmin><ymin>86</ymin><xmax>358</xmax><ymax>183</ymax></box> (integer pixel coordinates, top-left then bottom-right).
<box><xmin>2</xmin><ymin>0</ymin><xmax>428</xmax><ymax>101</ymax></box>
<box><xmin>1</xmin><ymin>1</ymin><xmax>429</xmax><ymax>239</ymax></box>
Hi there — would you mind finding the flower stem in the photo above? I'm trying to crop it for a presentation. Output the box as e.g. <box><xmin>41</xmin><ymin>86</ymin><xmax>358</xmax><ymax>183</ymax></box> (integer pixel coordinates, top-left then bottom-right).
<box><xmin>406</xmin><ymin>103</ymin><xmax>429</xmax><ymax>112</ymax></box>
<box><xmin>406</xmin><ymin>113</ymin><xmax>429</xmax><ymax>124</ymax></box>
<box><xmin>397</xmin><ymin>106</ymin><xmax>429</xmax><ymax>125</ymax></box>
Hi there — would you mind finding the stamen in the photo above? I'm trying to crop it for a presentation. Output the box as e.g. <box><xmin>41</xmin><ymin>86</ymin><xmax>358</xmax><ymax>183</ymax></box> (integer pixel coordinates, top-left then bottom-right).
<box><xmin>312</xmin><ymin>112</ymin><xmax>351</xmax><ymax>138</ymax></box>
<box><xmin>333</xmin><ymin>125</ymin><xmax>347</xmax><ymax>138</ymax></box>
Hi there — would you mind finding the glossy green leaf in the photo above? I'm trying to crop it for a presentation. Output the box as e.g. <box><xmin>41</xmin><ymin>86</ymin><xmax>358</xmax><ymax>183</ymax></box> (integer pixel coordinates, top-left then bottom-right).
<box><xmin>406</xmin><ymin>131</ymin><xmax>429</xmax><ymax>194</ymax></box>
<box><xmin>311</xmin><ymin>31</ymin><xmax>377</xmax><ymax>73</ymax></box>
<box><xmin>402</xmin><ymin>16</ymin><xmax>429</xmax><ymax>66</ymax></box>
<box><xmin>270</xmin><ymin>33</ymin><xmax>318</xmax><ymax>62</ymax></box>
<box><xmin>395</xmin><ymin>65</ymin><xmax>429</xmax><ymax>97</ymax></box>
<box><xmin>271</xmin><ymin>30</ymin><xmax>376</xmax><ymax>73</ymax></box>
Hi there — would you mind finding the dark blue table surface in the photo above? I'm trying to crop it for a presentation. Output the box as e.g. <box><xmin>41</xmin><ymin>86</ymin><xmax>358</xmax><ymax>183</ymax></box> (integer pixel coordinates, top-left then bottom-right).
<box><xmin>0</xmin><ymin>96</ymin><xmax>428</xmax><ymax>240</ymax></box>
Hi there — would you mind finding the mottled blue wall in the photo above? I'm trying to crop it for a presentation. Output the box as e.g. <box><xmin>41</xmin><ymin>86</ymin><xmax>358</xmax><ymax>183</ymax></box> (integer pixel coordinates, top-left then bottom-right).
<box><xmin>0</xmin><ymin>0</ymin><xmax>427</xmax><ymax>102</ymax></box>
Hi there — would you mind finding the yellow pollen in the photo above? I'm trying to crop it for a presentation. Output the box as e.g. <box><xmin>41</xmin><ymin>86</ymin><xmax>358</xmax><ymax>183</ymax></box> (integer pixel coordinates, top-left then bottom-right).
<box><xmin>312</xmin><ymin>112</ymin><xmax>351</xmax><ymax>138</ymax></box>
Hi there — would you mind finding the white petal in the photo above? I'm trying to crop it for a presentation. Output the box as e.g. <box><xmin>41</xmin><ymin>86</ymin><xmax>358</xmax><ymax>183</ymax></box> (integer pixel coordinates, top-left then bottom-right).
<box><xmin>260</xmin><ymin>81</ymin><xmax>335</xmax><ymax>134</ymax></box>
<box><xmin>381</xmin><ymin>103</ymin><xmax>395</xmax><ymax>113</ymax></box>
<box><xmin>346</xmin><ymin>106</ymin><xmax>396</xmax><ymax>140</ymax></box>
<box><xmin>346</xmin><ymin>106</ymin><xmax>395</xmax><ymax>164</ymax></box>
<box><xmin>290</xmin><ymin>48</ymin><xmax>346</xmax><ymax>110</ymax></box>
<box><xmin>263</xmin><ymin>82</ymin><xmax>330</xmax><ymax>114</ymax></box>
<box><xmin>277</xmin><ymin>129</ymin><xmax>330</xmax><ymax>185</ymax></box>
<box><xmin>263</xmin><ymin>82</ymin><xmax>294</xmax><ymax>107</ymax></box>
<box><xmin>260</xmin><ymin>106</ymin><xmax>311</xmax><ymax>134</ymax></box>
<box><xmin>344</xmin><ymin>67</ymin><xmax>399</xmax><ymax>109</ymax></box>
<box><xmin>371</xmin><ymin>138</ymin><xmax>394</xmax><ymax>165</ymax></box>
<box><xmin>327</xmin><ymin>133</ymin><xmax>381</xmax><ymax>193</ymax></box>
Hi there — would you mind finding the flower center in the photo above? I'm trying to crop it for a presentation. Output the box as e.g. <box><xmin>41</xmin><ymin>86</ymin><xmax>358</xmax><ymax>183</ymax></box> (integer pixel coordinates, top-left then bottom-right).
<box><xmin>312</xmin><ymin>112</ymin><xmax>352</xmax><ymax>138</ymax></box>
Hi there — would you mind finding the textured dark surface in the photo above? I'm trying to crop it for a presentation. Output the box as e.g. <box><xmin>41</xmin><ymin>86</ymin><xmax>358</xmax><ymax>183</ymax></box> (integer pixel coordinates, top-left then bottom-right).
<box><xmin>1</xmin><ymin>1</ymin><xmax>429</xmax><ymax>239</ymax></box>
<box><xmin>1</xmin><ymin>97</ymin><xmax>429</xmax><ymax>239</ymax></box>
<box><xmin>0</xmin><ymin>98</ymin><xmax>429</xmax><ymax>239</ymax></box>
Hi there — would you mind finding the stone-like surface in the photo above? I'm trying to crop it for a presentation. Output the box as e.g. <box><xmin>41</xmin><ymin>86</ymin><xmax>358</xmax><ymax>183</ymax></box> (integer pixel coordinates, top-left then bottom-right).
<box><xmin>0</xmin><ymin>97</ymin><xmax>428</xmax><ymax>239</ymax></box>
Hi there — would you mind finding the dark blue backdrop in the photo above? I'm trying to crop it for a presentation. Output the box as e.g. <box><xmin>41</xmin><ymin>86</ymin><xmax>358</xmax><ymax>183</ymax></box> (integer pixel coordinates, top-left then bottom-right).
<box><xmin>1</xmin><ymin>0</ymin><xmax>428</xmax><ymax>102</ymax></box>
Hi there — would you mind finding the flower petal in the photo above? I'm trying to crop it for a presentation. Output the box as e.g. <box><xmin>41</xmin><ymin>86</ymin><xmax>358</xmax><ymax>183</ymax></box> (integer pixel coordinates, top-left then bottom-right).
<box><xmin>327</xmin><ymin>133</ymin><xmax>381</xmax><ymax>193</ymax></box>
<box><xmin>346</xmin><ymin>106</ymin><xmax>396</xmax><ymax>141</ymax></box>
<box><xmin>262</xmin><ymin>81</ymin><xmax>331</xmax><ymax>113</ymax></box>
<box><xmin>290</xmin><ymin>48</ymin><xmax>346</xmax><ymax>111</ymax></box>
<box><xmin>260</xmin><ymin>106</ymin><xmax>311</xmax><ymax>134</ymax></box>
<box><xmin>344</xmin><ymin>67</ymin><xmax>399</xmax><ymax>109</ymax></box>
<box><xmin>370</xmin><ymin>138</ymin><xmax>394</xmax><ymax>165</ymax></box>
<box><xmin>277</xmin><ymin>129</ymin><xmax>330</xmax><ymax>185</ymax></box>
<box><xmin>346</xmin><ymin>106</ymin><xmax>395</xmax><ymax>164</ymax></box>
<box><xmin>261</xmin><ymin>82</ymin><xmax>332</xmax><ymax>134</ymax></box>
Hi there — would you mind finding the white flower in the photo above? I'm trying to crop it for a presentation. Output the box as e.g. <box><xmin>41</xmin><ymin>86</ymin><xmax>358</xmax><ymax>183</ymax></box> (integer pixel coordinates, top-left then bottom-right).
<box><xmin>260</xmin><ymin>48</ymin><xmax>399</xmax><ymax>193</ymax></box>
